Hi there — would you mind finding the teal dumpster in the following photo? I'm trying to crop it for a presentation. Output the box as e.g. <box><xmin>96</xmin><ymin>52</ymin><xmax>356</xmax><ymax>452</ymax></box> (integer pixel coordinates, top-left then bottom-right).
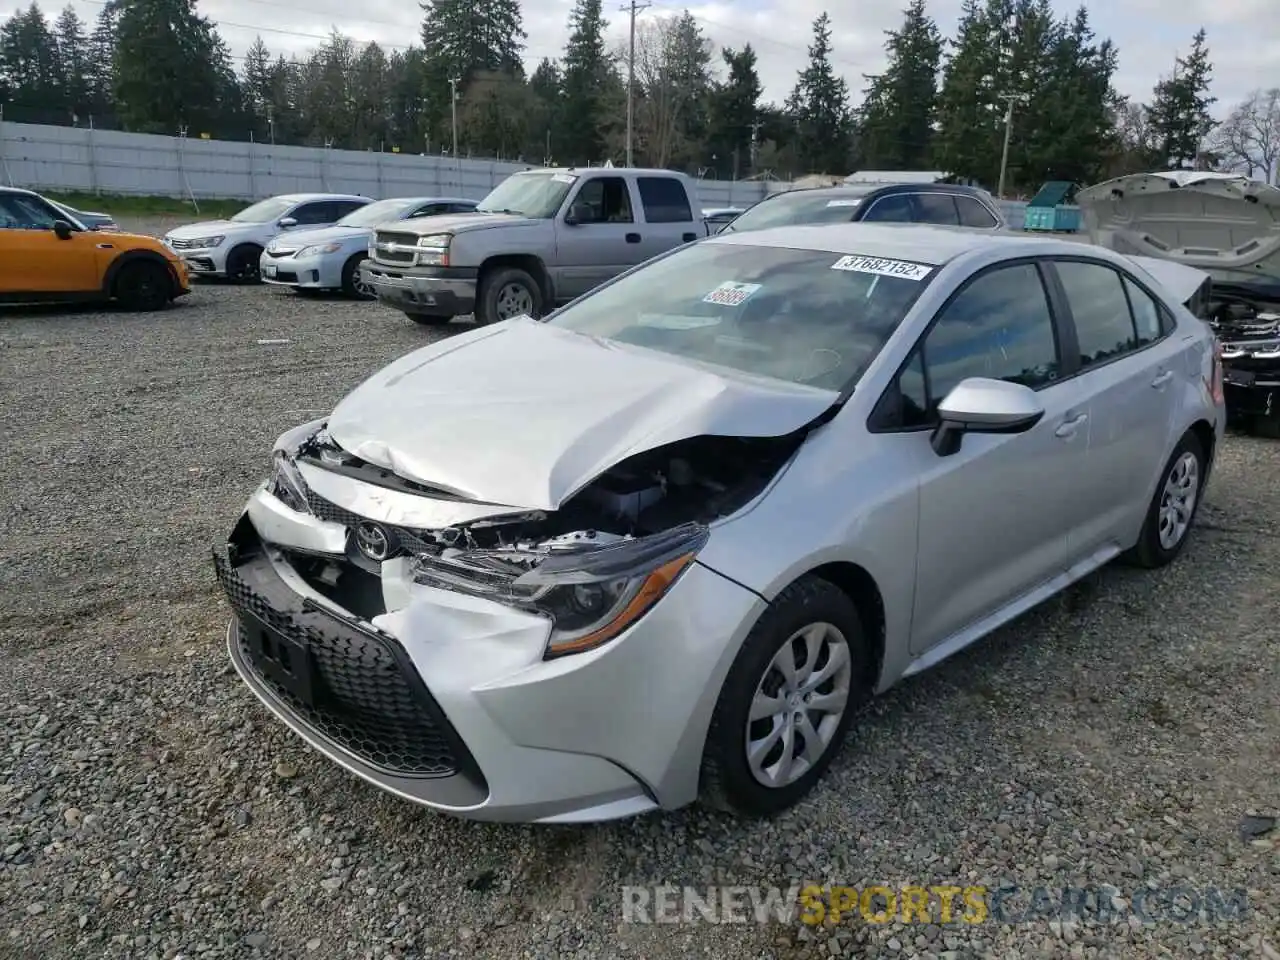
<box><xmin>1023</xmin><ymin>181</ymin><xmax>1081</xmax><ymax>233</ymax></box>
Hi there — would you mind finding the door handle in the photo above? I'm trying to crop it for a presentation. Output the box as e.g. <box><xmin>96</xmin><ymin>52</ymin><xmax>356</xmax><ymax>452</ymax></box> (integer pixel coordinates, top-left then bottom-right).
<box><xmin>1054</xmin><ymin>413</ymin><xmax>1087</xmax><ymax>438</ymax></box>
<box><xmin>625</xmin><ymin>233</ymin><xmax>641</xmax><ymax>243</ymax></box>
<box><xmin>682</xmin><ymin>232</ymin><xmax>696</xmax><ymax>242</ymax></box>
<box><xmin>1151</xmin><ymin>370</ymin><xmax>1174</xmax><ymax>388</ymax></box>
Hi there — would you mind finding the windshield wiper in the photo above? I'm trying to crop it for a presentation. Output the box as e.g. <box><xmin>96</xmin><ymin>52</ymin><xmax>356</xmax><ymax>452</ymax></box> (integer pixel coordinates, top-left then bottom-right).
<box><xmin>476</xmin><ymin>207</ymin><xmax>523</xmax><ymax>216</ymax></box>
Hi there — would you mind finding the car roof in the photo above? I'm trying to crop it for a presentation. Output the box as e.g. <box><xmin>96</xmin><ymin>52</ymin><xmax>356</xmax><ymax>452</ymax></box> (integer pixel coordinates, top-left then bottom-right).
<box><xmin>763</xmin><ymin>183</ymin><xmax>992</xmax><ymax>201</ymax></box>
<box><xmin>275</xmin><ymin>193</ymin><xmax>369</xmax><ymax>202</ymax></box>
<box><xmin>516</xmin><ymin>166</ymin><xmax>688</xmax><ymax>179</ymax></box>
<box><xmin>706</xmin><ymin>222</ymin><xmax>1112</xmax><ymax>267</ymax></box>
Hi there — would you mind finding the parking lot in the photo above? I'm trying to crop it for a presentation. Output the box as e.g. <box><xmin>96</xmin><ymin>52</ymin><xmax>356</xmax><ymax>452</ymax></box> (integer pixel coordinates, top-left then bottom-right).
<box><xmin>1</xmin><ymin>215</ymin><xmax>1278</xmax><ymax>960</ymax></box>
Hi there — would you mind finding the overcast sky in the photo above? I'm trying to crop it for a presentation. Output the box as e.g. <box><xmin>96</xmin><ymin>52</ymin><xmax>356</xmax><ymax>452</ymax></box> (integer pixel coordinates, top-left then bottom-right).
<box><xmin>9</xmin><ymin>0</ymin><xmax>1278</xmax><ymax>112</ymax></box>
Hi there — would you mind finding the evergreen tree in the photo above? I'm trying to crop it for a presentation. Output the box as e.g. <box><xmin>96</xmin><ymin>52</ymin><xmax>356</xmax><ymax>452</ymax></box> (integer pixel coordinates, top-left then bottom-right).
<box><xmin>386</xmin><ymin>47</ymin><xmax>427</xmax><ymax>151</ymax></box>
<box><xmin>706</xmin><ymin>44</ymin><xmax>762</xmax><ymax>178</ymax></box>
<box><xmin>528</xmin><ymin>57</ymin><xmax>563</xmax><ymax>162</ymax></box>
<box><xmin>419</xmin><ymin>0</ymin><xmax>526</xmax><ymax>146</ymax></box>
<box><xmin>0</xmin><ymin>4</ymin><xmax>61</xmax><ymax>120</ymax></box>
<box><xmin>934</xmin><ymin>0</ymin><xmax>1005</xmax><ymax>185</ymax></box>
<box><xmin>857</xmin><ymin>0</ymin><xmax>943</xmax><ymax>170</ymax></box>
<box><xmin>84</xmin><ymin>6</ymin><xmax>116</xmax><ymax>121</ymax></box>
<box><xmin>785</xmin><ymin>12</ymin><xmax>852</xmax><ymax>174</ymax></box>
<box><xmin>1146</xmin><ymin>28</ymin><xmax>1216</xmax><ymax>169</ymax></box>
<box><xmin>111</xmin><ymin>0</ymin><xmax>239</xmax><ymax>134</ymax></box>
<box><xmin>50</xmin><ymin>8</ymin><xmax>89</xmax><ymax>121</ymax></box>
<box><xmin>662</xmin><ymin>12</ymin><xmax>713</xmax><ymax>171</ymax></box>
<box><xmin>559</xmin><ymin>0</ymin><xmax>613</xmax><ymax>163</ymax></box>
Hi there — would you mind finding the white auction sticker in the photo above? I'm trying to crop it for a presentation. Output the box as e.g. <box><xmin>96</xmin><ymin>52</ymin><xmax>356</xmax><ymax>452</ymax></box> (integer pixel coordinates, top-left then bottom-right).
<box><xmin>551</xmin><ymin>173</ymin><xmax>577</xmax><ymax>184</ymax></box>
<box><xmin>703</xmin><ymin>281</ymin><xmax>762</xmax><ymax>306</ymax></box>
<box><xmin>830</xmin><ymin>255</ymin><xmax>933</xmax><ymax>281</ymax></box>
<box><xmin>826</xmin><ymin>198</ymin><xmax>862</xmax><ymax>207</ymax></box>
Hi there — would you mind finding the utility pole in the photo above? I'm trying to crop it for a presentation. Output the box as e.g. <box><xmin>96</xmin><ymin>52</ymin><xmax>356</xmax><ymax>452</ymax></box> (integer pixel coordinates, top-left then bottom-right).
<box><xmin>996</xmin><ymin>93</ymin><xmax>1027</xmax><ymax>199</ymax></box>
<box><xmin>450</xmin><ymin>77</ymin><xmax>461</xmax><ymax>184</ymax></box>
<box><xmin>621</xmin><ymin>0</ymin><xmax>650</xmax><ymax>167</ymax></box>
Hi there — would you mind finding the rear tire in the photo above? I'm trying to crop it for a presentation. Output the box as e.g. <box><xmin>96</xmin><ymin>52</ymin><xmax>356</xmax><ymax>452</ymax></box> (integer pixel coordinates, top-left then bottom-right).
<box><xmin>476</xmin><ymin>267</ymin><xmax>542</xmax><ymax>325</ymax></box>
<box><xmin>225</xmin><ymin>244</ymin><xmax>262</xmax><ymax>284</ymax></box>
<box><xmin>405</xmin><ymin>311</ymin><xmax>453</xmax><ymax>326</ymax></box>
<box><xmin>699</xmin><ymin>576</ymin><xmax>871</xmax><ymax>817</ymax></box>
<box><xmin>1121</xmin><ymin>431</ymin><xmax>1206</xmax><ymax>569</ymax></box>
<box><xmin>342</xmin><ymin>254</ymin><xmax>374</xmax><ymax>300</ymax></box>
<box><xmin>113</xmin><ymin>260</ymin><xmax>172</xmax><ymax>311</ymax></box>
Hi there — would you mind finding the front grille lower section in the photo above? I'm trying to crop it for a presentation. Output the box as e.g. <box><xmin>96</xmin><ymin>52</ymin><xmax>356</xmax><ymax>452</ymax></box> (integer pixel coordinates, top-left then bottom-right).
<box><xmin>214</xmin><ymin>548</ymin><xmax>461</xmax><ymax>778</ymax></box>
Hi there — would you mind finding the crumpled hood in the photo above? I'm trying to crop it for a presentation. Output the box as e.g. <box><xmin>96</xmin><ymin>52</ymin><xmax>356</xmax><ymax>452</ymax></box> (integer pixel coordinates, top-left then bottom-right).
<box><xmin>380</xmin><ymin>212</ymin><xmax>540</xmax><ymax>237</ymax></box>
<box><xmin>324</xmin><ymin>318</ymin><xmax>836</xmax><ymax>512</ymax></box>
<box><xmin>271</xmin><ymin>225</ymin><xmax>368</xmax><ymax>248</ymax></box>
<box><xmin>1077</xmin><ymin>172</ymin><xmax>1280</xmax><ymax>276</ymax></box>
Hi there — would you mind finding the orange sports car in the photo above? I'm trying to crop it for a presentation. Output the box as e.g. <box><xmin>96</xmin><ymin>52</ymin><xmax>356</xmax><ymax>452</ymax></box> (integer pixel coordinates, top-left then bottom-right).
<box><xmin>0</xmin><ymin>186</ymin><xmax>190</xmax><ymax>311</ymax></box>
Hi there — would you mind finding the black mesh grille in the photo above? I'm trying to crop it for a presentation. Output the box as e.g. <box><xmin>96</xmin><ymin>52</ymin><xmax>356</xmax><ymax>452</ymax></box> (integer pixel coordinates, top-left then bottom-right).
<box><xmin>214</xmin><ymin>550</ymin><xmax>460</xmax><ymax>777</ymax></box>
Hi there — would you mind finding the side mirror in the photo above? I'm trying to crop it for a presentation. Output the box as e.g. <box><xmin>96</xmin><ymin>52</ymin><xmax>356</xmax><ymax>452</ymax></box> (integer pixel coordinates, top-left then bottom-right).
<box><xmin>930</xmin><ymin>377</ymin><xmax>1045</xmax><ymax>457</ymax></box>
<box><xmin>564</xmin><ymin>203</ymin><xmax>591</xmax><ymax>226</ymax></box>
<box><xmin>278</xmin><ymin>217</ymin><xmax>298</xmax><ymax>229</ymax></box>
<box><xmin>53</xmin><ymin>220</ymin><xmax>74</xmax><ymax>240</ymax></box>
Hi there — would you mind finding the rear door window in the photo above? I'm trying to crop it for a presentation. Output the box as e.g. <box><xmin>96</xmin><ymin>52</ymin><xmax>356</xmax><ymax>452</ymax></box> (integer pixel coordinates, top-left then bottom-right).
<box><xmin>956</xmin><ymin>195</ymin><xmax>999</xmax><ymax>228</ymax></box>
<box><xmin>1054</xmin><ymin>260</ymin><xmax>1141</xmax><ymax>368</ymax></box>
<box><xmin>913</xmin><ymin>193</ymin><xmax>961</xmax><ymax>226</ymax></box>
<box><xmin>637</xmin><ymin>177</ymin><xmax>694</xmax><ymax>223</ymax></box>
<box><xmin>860</xmin><ymin>193</ymin><xmax>915</xmax><ymax>222</ymax></box>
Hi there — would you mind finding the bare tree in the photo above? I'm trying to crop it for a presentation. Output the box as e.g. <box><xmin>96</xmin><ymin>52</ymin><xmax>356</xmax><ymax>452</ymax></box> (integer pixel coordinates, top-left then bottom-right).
<box><xmin>1211</xmin><ymin>88</ymin><xmax>1280</xmax><ymax>183</ymax></box>
<box><xmin>621</xmin><ymin>13</ymin><xmax>712</xmax><ymax>167</ymax></box>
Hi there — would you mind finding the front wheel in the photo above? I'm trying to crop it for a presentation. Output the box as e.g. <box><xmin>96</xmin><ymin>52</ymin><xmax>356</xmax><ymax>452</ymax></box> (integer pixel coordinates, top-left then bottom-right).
<box><xmin>1122</xmin><ymin>431</ymin><xmax>1206</xmax><ymax>568</ymax></box>
<box><xmin>476</xmin><ymin>267</ymin><xmax>542</xmax><ymax>325</ymax></box>
<box><xmin>225</xmin><ymin>244</ymin><xmax>263</xmax><ymax>284</ymax></box>
<box><xmin>699</xmin><ymin>576</ymin><xmax>870</xmax><ymax>817</ymax></box>
<box><xmin>342</xmin><ymin>254</ymin><xmax>375</xmax><ymax>300</ymax></box>
<box><xmin>113</xmin><ymin>260</ymin><xmax>172</xmax><ymax>311</ymax></box>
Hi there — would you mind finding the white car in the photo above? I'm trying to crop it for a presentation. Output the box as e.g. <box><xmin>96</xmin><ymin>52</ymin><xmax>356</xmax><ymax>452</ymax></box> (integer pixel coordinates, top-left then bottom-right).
<box><xmin>163</xmin><ymin>194</ymin><xmax>371</xmax><ymax>282</ymax></box>
<box><xmin>260</xmin><ymin>196</ymin><xmax>478</xmax><ymax>298</ymax></box>
<box><xmin>214</xmin><ymin>223</ymin><xmax>1224</xmax><ymax>824</ymax></box>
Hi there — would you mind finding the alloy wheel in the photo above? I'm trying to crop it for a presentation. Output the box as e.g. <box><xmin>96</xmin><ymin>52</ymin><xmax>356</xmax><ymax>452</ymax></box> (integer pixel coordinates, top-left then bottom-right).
<box><xmin>745</xmin><ymin>622</ymin><xmax>852</xmax><ymax>789</ymax></box>
<box><xmin>1158</xmin><ymin>450</ymin><xmax>1199</xmax><ymax>550</ymax></box>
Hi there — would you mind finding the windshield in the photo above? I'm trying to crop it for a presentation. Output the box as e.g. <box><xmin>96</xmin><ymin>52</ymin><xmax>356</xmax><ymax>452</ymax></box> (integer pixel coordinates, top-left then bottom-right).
<box><xmin>337</xmin><ymin>198</ymin><xmax>412</xmax><ymax>227</ymax></box>
<box><xmin>476</xmin><ymin>172</ymin><xmax>575</xmax><ymax>218</ymax></box>
<box><xmin>231</xmin><ymin>197</ymin><xmax>297</xmax><ymax>223</ymax></box>
<box><xmin>726</xmin><ymin>190</ymin><xmax>871</xmax><ymax>233</ymax></box>
<box><xmin>545</xmin><ymin>241</ymin><xmax>933</xmax><ymax>392</ymax></box>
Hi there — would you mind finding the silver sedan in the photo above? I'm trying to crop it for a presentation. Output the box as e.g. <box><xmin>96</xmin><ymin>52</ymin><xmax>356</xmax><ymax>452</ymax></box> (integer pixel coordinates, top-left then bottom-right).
<box><xmin>214</xmin><ymin>223</ymin><xmax>1225</xmax><ymax>822</ymax></box>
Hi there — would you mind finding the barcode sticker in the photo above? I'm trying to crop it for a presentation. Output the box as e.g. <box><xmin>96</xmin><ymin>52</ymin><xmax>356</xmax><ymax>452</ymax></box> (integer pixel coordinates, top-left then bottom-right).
<box><xmin>830</xmin><ymin>255</ymin><xmax>933</xmax><ymax>281</ymax></box>
<box><xmin>702</xmin><ymin>281</ymin><xmax>762</xmax><ymax>306</ymax></box>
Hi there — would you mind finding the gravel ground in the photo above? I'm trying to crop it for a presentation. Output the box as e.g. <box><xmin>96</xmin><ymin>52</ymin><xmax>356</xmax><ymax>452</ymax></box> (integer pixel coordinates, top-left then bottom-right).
<box><xmin>1</xmin><ymin>217</ymin><xmax>1278</xmax><ymax>960</ymax></box>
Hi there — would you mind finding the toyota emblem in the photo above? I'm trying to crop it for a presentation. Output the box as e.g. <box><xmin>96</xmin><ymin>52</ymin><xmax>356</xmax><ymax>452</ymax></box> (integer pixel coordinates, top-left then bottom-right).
<box><xmin>354</xmin><ymin>522</ymin><xmax>394</xmax><ymax>562</ymax></box>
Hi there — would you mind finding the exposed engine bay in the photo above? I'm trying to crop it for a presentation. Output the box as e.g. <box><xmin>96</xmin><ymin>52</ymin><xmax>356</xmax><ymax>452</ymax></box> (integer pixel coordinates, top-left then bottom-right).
<box><xmin>271</xmin><ymin>426</ymin><xmax>808</xmax><ymax>623</ymax></box>
<box><xmin>1201</xmin><ymin>278</ymin><xmax>1280</xmax><ymax>435</ymax></box>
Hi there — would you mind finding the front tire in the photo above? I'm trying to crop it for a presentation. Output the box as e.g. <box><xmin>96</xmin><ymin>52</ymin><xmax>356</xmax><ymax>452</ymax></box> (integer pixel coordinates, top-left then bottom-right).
<box><xmin>1122</xmin><ymin>431</ymin><xmax>1206</xmax><ymax>568</ymax></box>
<box><xmin>699</xmin><ymin>576</ymin><xmax>870</xmax><ymax>817</ymax></box>
<box><xmin>342</xmin><ymin>254</ymin><xmax>374</xmax><ymax>300</ymax></box>
<box><xmin>476</xmin><ymin>267</ymin><xmax>542</xmax><ymax>326</ymax></box>
<box><xmin>225</xmin><ymin>244</ymin><xmax>262</xmax><ymax>284</ymax></box>
<box><xmin>113</xmin><ymin>260</ymin><xmax>172</xmax><ymax>311</ymax></box>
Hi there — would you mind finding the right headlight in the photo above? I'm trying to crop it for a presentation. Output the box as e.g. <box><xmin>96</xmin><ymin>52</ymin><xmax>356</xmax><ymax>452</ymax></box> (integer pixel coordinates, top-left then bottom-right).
<box><xmin>268</xmin><ymin>451</ymin><xmax>312</xmax><ymax>515</ymax></box>
<box><xmin>412</xmin><ymin>522</ymin><xmax>709</xmax><ymax>659</ymax></box>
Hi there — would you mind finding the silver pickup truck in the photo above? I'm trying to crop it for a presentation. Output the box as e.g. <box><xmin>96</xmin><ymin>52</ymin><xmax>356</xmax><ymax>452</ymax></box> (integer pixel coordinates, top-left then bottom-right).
<box><xmin>362</xmin><ymin>167</ymin><xmax>710</xmax><ymax>326</ymax></box>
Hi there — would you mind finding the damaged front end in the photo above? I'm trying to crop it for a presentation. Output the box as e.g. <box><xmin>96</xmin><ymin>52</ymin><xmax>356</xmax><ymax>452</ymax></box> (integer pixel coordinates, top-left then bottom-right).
<box><xmin>230</xmin><ymin>420</ymin><xmax>805</xmax><ymax>655</ymax></box>
<box><xmin>1201</xmin><ymin>273</ymin><xmax>1280</xmax><ymax>435</ymax></box>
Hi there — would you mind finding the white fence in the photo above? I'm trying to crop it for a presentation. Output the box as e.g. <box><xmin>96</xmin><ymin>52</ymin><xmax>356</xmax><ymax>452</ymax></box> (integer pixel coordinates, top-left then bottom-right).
<box><xmin>0</xmin><ymin>121</ymin><xmax>777</xmax><ymax>208</ymax></box>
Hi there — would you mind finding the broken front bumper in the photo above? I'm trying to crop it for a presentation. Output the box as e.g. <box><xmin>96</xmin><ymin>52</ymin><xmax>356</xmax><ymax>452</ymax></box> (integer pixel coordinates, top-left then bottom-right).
<box><xmin>213</xmin><ymin>480</ymin><xmax>762</xmax><ymax>823</ymax></box>
<box><xmin>1219</xmin><ymin>356</ymin><xmax>1280</xmax><ymax>419</ymax></box>
<box><xmin>362</xmin><ymin>263</ymin><xmax>477</xmax><ymax>316</ymax></box>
